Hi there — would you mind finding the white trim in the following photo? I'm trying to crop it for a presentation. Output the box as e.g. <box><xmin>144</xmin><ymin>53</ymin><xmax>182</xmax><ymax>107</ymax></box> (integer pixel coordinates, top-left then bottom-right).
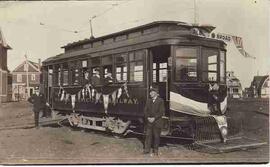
<box><xmin>0</xmin><ymin>94</ymin><xmax>7</xmax><ymax>97</ymax></box>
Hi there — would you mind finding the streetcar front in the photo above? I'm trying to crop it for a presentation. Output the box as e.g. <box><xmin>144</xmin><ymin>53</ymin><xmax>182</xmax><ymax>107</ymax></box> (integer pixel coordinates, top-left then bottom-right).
<box><xmin>168</xmin><ymin>37</ymin><xmax>229</xmax><ymax>142</ymax></box>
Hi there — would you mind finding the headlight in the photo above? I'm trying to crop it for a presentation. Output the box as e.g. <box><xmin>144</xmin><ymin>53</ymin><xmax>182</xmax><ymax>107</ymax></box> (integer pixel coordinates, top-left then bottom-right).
<box><xmin>220</xmin><ymin>126</ymin><xmax>228</xmax><ymax>136</ymax></box>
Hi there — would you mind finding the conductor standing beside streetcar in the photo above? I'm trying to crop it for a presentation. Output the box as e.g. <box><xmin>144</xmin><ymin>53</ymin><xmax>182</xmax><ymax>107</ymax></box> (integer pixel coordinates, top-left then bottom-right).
<box><xmin>143</xmin><ymin>87</ymin><xmax>165</xmax><ymax>156</ymax></box>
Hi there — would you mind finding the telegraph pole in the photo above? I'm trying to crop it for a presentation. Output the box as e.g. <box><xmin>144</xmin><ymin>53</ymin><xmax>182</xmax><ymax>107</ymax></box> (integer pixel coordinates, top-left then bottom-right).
<box><xmin>25</xmin><ymin>54</ymin><xmax>30</xmax><ymax>99</ymax></box>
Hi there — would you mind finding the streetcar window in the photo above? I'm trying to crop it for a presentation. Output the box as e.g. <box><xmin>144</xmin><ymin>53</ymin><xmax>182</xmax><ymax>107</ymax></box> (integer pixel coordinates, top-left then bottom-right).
<box><xmin>103</xmin><ymin>66</ymin><xmax>112</xmax><ymax>78</ymax></box>
<box><xmin>220</xmin><ymin>51</ymin><xmax>226</xmax><ymax>83</ymax></box>
<box><xmin>102</xmin><ymin>56</ymin><xmax>113</xmax><ymax>79</ymax></box>
<box><xmin>70</xmin><ymin>61</ymin><xmax>80</xmax><ymax>85</ymax></box>
<box><xmin>48</xmin><ymin>67</ymin><xmax>53</xmax><ymax>87</ymax></box>
<box><xmin>129</xmin><ymin>50</ymin><xmax>145</xmax><ymax>82</ymax></box>
<box><xmin>175</xmin><ymin>47</ymin><xmax>197</xmax><ymax>81</ymax></box>
<box><xmin>202</xmin><ymin>49</ymin><xmax>218</xmax><ymax>82</ymax></box>
<box><xmin>62</xmin><ymin>63</ymin><xmax>69</xmax><ymax>86</ymax></box>
<box><xmin>92</xmin><ymin>57</ymin><xmax>101</xmax><ymax>66</ymax></box>
<box><xmin>153</xmin><ymin>63</ymin><xmax>157</xmax><ymax>83</ymax></box>
<box><xmin>153</xmin><ymin>63</ymin><xmax>168</xmax><ymax>83</ymax></box>
<box><xmin>159</xmin><ymin>63</ymin><xmax>167</xmax><ymax>82</ymax></box>
<box><xmin>54</xmin><ymin>65</ymin><xmax>61</xmax><ymax>86</ymax></box>
<box><xmin>102</xmin><ymin>56</ymin><xmax>112</xmax><ymax>65</ymax></box>
<box><xmin>130</xmin><ymin>62</ymin><xmax>143</xmax><ymax>82</ymax></box>
<box><xmin>62</xmin><ymin>71</ymin><xmax>68</xmax><ymax>86</ymax></box>
<box><xmin>115</xmin><ymin>53</ymin><xmax>127</xmax><ymax>82</ymax></box>
<box><xmin>82</xmin><ymin>60</ymin><xmax>89</xmax><ymax>83</ymax></box>
<box><xmin>82</xmin><ymin>60</ymin><xmax>87</xmax><ymax>68</ymax></box>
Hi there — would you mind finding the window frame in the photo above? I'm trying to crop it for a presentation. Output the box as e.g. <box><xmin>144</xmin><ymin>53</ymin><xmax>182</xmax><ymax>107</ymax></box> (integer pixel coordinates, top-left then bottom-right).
<box><xmin>128</xmin><ymin>50</ymin><xmax>145</xmax><ymax>83</ymax></box>
<box><xmin>115</xmin><ymin>53</ymin><xmax>128</xmax><ymax>82</ymax></box>
<box><xmin>174</xmin><ymin>46</ymin><xmax>199</xmax><ymax>82</ymax></box>
<box><xmin>201</xmin><ymin>47</ymin><xmax>219</xmax><ymax>82</ymax></box>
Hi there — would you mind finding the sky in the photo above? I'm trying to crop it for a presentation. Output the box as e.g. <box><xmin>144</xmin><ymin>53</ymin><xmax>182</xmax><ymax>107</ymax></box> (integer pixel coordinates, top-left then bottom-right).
<box><xmin>0</xmin><ymin>0</ymin><xmax>269</xmax><ymax>88</ymax></box>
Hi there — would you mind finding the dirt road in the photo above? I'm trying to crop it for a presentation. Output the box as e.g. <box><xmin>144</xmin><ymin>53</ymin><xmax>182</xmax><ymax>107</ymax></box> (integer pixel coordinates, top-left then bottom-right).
<box><xmin>0</xmin><ymin>100</ymin><xmax>268</xmax><ymax>164</ymax></box>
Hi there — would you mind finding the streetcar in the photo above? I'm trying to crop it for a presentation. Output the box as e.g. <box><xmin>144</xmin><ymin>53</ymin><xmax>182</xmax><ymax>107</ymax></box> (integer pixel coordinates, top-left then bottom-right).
<box><xmin>41</xmin><ymin>21</ymin><xmax>232</xmax><ymax>144</ymax></box>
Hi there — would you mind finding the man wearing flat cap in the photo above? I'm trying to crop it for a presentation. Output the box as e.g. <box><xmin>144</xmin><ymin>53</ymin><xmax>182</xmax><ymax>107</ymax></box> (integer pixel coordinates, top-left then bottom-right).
<box><xmin>143</xmin><ymin>86</ymin><xmax>165</xmax><ymax>156</ymax></box>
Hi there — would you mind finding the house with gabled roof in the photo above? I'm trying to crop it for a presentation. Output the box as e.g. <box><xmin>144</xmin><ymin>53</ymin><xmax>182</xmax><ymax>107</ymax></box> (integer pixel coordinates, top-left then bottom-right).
<box><xmin>11</xmin><ymin>59</ymin><xmax>41</xmax><ymax>101</ymax></box>
<box><xmin>250</xmin><ymin>75</ymin><xmax>269</xmax><ymax>98</ymax></box>
<box><xmin>226</xmin><ymin>71</ymin><xmax>242</xmax><ymax>98</ymax></box>
<box><xmin>0</xmin><ymin>28</ymin><xmax>12</xmax><ymax>103</ymax></box>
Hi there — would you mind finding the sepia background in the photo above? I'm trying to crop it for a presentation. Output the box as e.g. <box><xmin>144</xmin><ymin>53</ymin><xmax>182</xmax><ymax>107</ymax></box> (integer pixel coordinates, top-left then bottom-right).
<box><xmin>0</xmin><ymin>0</ymin><xmax>269</xmax><ymax>88</ymax></box>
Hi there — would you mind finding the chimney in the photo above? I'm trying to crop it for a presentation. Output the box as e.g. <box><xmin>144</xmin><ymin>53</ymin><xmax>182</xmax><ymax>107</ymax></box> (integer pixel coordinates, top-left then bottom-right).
<box><xmin>38</xmin><ymin>58</ymin><xmax>41</xmax><ymax>70</ymax></box>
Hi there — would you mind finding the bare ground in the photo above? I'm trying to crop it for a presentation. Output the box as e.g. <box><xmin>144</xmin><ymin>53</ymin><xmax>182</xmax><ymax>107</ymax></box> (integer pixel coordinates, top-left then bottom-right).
<box><xmin>0</xmin><ymin>99</ymin><xmax>269</xmax><ymax>164</ymax></box>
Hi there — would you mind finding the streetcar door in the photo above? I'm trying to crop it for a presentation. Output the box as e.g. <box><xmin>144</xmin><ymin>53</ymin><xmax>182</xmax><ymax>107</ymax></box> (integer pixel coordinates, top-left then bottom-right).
<box><xmin>150</xmin><ymin>46</ymin><xmax>170</xmax><ymax>115</ymax></box>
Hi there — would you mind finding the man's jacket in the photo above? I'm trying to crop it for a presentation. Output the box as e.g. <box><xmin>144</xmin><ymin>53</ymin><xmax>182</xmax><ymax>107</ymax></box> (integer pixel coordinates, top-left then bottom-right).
<box><xmin>28</xmin><ymin>94</ymin><xmax>45</xmax><ymax>111</ymax></box>
<box><xmin>144</xmin><ymin>97</ymin><xmax>165</xmax><ymax>128</ymax></box>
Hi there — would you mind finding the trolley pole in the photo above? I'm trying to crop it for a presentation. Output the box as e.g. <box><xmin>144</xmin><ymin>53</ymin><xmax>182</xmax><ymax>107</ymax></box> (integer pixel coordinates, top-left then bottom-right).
<box><xmin>89</xmin><ymin>16</ymin><xmax>96</xmax><ymax>39</ymax></box>
<box><xmin>193</xmin><ymin>0</ymin><xmax>198</xmax><ymax>25</ymax></box>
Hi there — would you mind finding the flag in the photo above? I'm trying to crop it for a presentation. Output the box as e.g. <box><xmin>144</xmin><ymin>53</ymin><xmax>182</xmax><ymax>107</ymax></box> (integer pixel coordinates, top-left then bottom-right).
<box><xmin>232</xmin><ymin>36</ymin><xmax>256</xmax><ymax>59</ymax></box>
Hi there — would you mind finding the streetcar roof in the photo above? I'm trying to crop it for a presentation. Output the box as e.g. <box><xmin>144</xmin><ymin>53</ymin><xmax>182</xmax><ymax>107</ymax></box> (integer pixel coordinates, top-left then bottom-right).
<box><xmin>62</xmin><ymin>21</ymin><xmax>216</xmax><ymax>49</ymax></box>
<box><xmin>43</xmin><ymin>21</ymin><xmax>225</xmax><ymax>64</ymax></box>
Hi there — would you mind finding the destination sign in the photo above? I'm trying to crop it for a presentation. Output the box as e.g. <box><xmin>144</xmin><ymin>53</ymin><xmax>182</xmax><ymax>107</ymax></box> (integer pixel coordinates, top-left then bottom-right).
<box><xmin>211</xmin><ymin>33</ymin><xmax>232</xmax><ymax>42</ymax></box>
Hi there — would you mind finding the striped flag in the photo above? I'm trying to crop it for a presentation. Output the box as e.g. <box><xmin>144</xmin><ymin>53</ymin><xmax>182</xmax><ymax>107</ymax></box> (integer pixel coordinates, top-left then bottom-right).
<box><xmin>232</xmin><ymin>36</ymin><xmax>256</xmax><ymax>59</ymax></box>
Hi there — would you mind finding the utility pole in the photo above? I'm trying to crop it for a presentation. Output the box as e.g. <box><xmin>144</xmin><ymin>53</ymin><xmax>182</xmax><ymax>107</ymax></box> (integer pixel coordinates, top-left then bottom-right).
<box><xmin>25</xmin><ymin>54</ymin><xmax>30</xmax><ymax>99</ymax></box>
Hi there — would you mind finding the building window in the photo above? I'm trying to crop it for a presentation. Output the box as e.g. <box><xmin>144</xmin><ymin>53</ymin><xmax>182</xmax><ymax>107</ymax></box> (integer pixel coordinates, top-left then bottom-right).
<box><xmin>175</xmin><ymin>47</ymin><xmax>197</xmax><ymax>81</ymax></box>
<box><xmin>129</xmin><ymin>50</ymin><xmax>144</xmax><ymax>82</ymax></box>
<box><xmin>233</xmin><ymin>88</ymin><xmax>239</xmax><ymax>93</ymax></box>
<box><xmin>17</xmin><ymin>74</ymin><xmax>22</xmax><ymax>82</ymax></box>
<box><xmin>31</xmin><ymin>74</ymin><xmax>35</xmax><ymax>81</ymax></box>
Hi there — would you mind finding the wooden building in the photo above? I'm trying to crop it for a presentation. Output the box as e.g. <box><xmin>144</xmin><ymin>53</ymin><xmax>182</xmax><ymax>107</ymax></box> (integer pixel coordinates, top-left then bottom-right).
<box><xmin>0</xmin><ymin>28</ymin><xmax>12</xmax><ymax>104</ymax></box>
<box><xmin>226</xmin><ymin>71</ymin><xmax>242</xmax><ymax>98</ymax></box>
<box><xmin>12</xmin><ymin>59</ymin><xmax>41</xmax><ymax>101</ymax></box>
<box><xmin>248</xmin><ymin>75</ymin><xmax>269</xmax><ymax>98</ymax></box>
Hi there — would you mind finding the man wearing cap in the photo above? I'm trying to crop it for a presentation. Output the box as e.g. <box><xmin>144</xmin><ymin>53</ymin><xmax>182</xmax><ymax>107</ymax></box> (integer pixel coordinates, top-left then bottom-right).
<box><xmin>143</xmin><ymin>87</ymin><xmax>165</xmax><ymax>156</ymax></box>
<box><xmin>28</xmin><ymin>92</ymin><xmax>46</xmax><ymax>128</ymax></box>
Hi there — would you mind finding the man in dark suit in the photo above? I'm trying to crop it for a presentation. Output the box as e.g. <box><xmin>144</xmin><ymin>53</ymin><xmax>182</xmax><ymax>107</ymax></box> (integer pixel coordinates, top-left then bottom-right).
<box><xmin>143</xmin><ymin>87</ymin><xmax>165</xmax><ymax>156</ymax></box>
<box><xmin>28</xmin><ymin>92</ymin><xmax>46</xmax><ymax>128</ymax></box>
